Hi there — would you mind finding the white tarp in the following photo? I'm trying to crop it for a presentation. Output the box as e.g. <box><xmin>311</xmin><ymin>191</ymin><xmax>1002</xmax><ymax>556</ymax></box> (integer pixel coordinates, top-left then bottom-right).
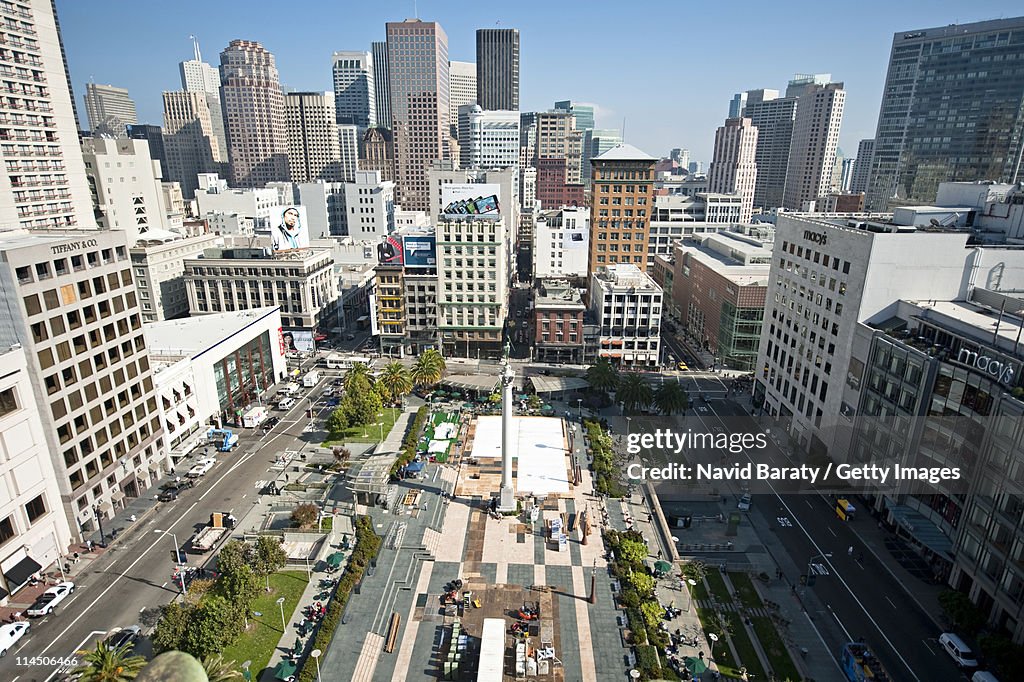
<box><xmin>471</xmin><ymin>415</ymin><xmax>570</xmax><ymax>495</ymax></box>
<box><xmin>428</xmin><ymin>440</ymin><xmax>450</xmax><ymax>454</ymax></box>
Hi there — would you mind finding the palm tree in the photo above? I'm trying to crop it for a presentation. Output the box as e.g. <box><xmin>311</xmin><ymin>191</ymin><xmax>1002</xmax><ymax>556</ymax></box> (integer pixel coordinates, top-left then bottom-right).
<box><xmin>202</xmin><ymin>654</ymin><xmax>242</xmax><ymax>682</ymax></box>
<box><xmin>73</xmin><ymin>641</ymin><xmax>146</xmax><ymax>682</ymax></box>
<box><xmin>411</xmin><ymin>349</ymin><xmax>446</xmax><ymax>388</ymax></box>
<box><xmin>653</xmin><ymin>381</ymin><xmax>689</xmax><ymax>415</ymax></box>
<box><xmin>617</xmin><ymin>373</ymin><xmax>652</xmax><ymax>413</ymax></box>
<box><xmin>343</xmin><ymin>362</ymin><xmax>371</xmax><ymax>394</ymax></box>
<box><xmin>586</xmin><ymin>359</ymin><xmax>619</xmax><ymax>392</ymax></box>
<box><xmin>377</xmin><ymin>361</ymin><xmax>413</xmax><ymax>404</ymax></box>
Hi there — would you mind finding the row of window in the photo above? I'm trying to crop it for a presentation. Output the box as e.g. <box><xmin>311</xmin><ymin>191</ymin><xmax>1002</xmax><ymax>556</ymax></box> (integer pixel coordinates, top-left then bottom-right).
<box><xmin>0</xmin><ymin>494</ymin><xmax>47</xmax><ymax>548</ymax></box>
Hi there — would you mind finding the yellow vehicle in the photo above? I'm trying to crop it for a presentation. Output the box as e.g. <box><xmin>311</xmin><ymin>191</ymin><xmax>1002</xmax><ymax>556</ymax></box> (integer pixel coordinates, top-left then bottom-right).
<box><xmin>677</xmin><ymin>362</ymin><xmax>690</xmax><ymax>371</ymax></box>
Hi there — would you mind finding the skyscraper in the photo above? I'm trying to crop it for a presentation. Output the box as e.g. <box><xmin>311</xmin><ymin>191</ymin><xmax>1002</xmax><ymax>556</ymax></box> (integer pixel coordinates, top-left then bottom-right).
<box><xmin>866</xmin><ymin>18</ymin><xmax>1024</xmax><ymax>210</ymax></box>
<box><xmin>84</xmin><ymin>83</ymin><xmax>137</xmax><ymax>137</ymax></box>
<box><xmin>728</xmin><ymin>92</ymin><xmax>747</xmax><ymax>118</ymax></box>
<box><xmin>476</xmin><ymin>28</ymin><xmax>519</xmax><ymax>110</ymax></box>
<box><xmin>0</xmin><ymin>0</ymin><xmax>92</xmax><ymax>230</ymax></box>
<box><xmin>849</xmin><ymin>138</ymin><xmax>874</xmax><ymax>194</ymax></box>
<box><xmin>371</xmin><ymin>41</ymin><xmax>390</xmax><ymax>130</ymax></box>
<box><xmin>332</xmin><ymin>51</ymin><xmax>376</xmax><ymax>129</ymax></box>
<box><xmin>179</xmin><ymin>39</ymin><xmax>229</xmax><ymax>162</ymax></box>
<box><xmin>284</xmin><ymin>92</ymin><xmax>344</xmax><ymax>182</ymax></box>
<box><xmin>219</xmin><ymin>40</ymin><xmax>288</xmax><ymax>187</ymax></box>
<box><xmin>386</xmin><ymin>19</ymin><xmax>449</xmax><ymax>211</ymax></box>
<box><xmin>588</xmin><ymin>144</ymin><xmax>657</xmax><ymax>275</ymax></box>
<box><xmin>449</xmin><ymin>60</ymin><xmax>476</xmax><ymax>136</ymax></box>
<box><xmin>458</xmin><ymin>105</ymin><xmax>519</xmax><ymax>169</ymax></box>
<box><xmin>360</xmin><ymin>126</ymin><xmax>394</xmax><ymax>183</ymax></box>
<box><xmin>554</xmin><ymin>101</ymin><xmax>595</xmax><ymax>131</ymax></box>
<box><xmin>162</xmin><ymin>91</ymin><xmax>223</xmax><ymax>199</ymax></box>
<box><xmin>783</xmin><ymin>82</ymin><xmax>845</xmax><ymax>210</ymax></box>
<box><xmin>744</xmin><ymin>91</ymin><xmax>796</xmax><ymax>210</ymax></box>
<box><xmin>708</xmin><ymin>117</ymin><xmax>759</xmax><ymax>222</ymax></box>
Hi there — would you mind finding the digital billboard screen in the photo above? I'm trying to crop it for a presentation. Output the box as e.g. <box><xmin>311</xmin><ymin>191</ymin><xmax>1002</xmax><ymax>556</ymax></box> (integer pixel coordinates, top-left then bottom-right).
<box><xmin>271</xmin><ymin>206</ymin><xmax>310</xmax><ymax>252</ymax></box>
<box><xmin>403</xmin><ymin>235</ymin><xmax>437</xmax><ymax>268</ymax></box>
<box><xmin>377</xmin><ymin>234</ymin><xmax>404</xmax><ymax>265</ymax></box>
<box><xmin>441</xmin><ymin>183</ymin><xmax>501</xmax><ymax>220</ymax></box>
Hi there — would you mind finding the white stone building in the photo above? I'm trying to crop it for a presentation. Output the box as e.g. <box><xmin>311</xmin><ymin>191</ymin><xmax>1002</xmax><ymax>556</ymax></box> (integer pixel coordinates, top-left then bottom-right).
<box><xmin>588</xmin><ymin>264</ymin><xmax>663</xmax><ymax>368</ymax></box>
<box><xmin>343</xmin><ymin>170</ymin><xmax>395</xmax><ymax>241</ymax></box>
<box><xmin>82</xmin><ymin>137</ymin><xmax>169</xmax><ymax>243</ymax></box>
<box><xmin>130</xmin><ymin>233</ymin><xmax>223</xmax><ymax>322</ymax></box>
<box><xmin>533</xmin><ymin>206</ymin><xmax>590</xmax><ymax>279</ymax></box>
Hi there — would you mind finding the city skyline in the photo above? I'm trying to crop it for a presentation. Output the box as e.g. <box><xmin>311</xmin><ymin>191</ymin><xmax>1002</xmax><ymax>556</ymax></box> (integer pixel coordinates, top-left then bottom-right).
<box><xmin>57</xmin><ymin>0</ymin><xmax>1010</xmax><ymax>164</ymax></box>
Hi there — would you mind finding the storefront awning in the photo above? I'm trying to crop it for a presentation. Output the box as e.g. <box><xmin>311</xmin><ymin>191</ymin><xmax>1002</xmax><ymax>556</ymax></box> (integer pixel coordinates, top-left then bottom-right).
<box><xmin>529</xmin><ymin>376</ymin><xmax>590</xmax><ymax>394</ymax></box>
<box><xmin>441</xmin><ymin>375</ymin><xmax>500</xmax><ymax>392</ymax></box>
<box><xmin>4</xmin><ymin>556</ymin><xmax>41</xmax><ymax>593</ymax></box>
<box><xmin>110</xmin><ymin>490</ymin><xmax>126</xmax><ymax>505</ymax></box>
<box><xmin>886</xmin><ymin>502</ymin><xmax>954</xmax><ymax>558</ymax></box>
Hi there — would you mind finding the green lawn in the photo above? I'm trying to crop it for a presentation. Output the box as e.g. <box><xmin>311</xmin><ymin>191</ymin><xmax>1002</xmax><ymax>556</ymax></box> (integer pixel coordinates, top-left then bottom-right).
<box><xmin>725</xmin><ymin>612</ymin><xmax>769</xmax><ymax>680</ymax></box>
<box><xmin>219</xmin><ymin>570</ymin><xmax>310</xmax><ymax>677</ymax></box>
<box><xmin>419</xmin><ymin>410</ymin><xmax>460</xmax><ymax>463</ymax></box>
<box><xmin>751</xmin><ymin>615</ymin><xmax>802</xmax><ymax>681</ymax></box>
<box><xmin>728</xmin><ymin>572</ymin><xmax>764</xmax><ymax>610</ymax></box>
<box><xmin>704</xmin><ymin>570</ymin><xmax>731</xmax><ymax>602</ymax></box>
<box><xmin>323</xmin><ymin>406</ymin><xmax>401</xmax><ymax>445</ymax></box>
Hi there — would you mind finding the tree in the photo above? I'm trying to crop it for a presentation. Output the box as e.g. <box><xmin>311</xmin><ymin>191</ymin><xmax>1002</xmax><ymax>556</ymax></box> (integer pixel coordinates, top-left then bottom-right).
<box><xmin>252</xmin><ymin>536</ymin><xmax>287</xmax><ymax>576</ymax></box>
<box><xmin>377</xmin><ymin>361</ymin><xmax>412</xmax><ymax>404</ymax></box>
<box><xmin>618</xmin><ymin>538</ymin><xmax>648</xmax><ymax>565</ymax></box>
<box><xmin>214</xmin><ymin>540</ymin><xmax>250</xmax><ymax>578</ymax></box>
<box><xmin>618</xmin><ymin>373</ymin><xmax>653</xmax><ymax>413</ymax></box>
<box><xmin>220</xmin><ymin>563</ymin><xmax>260</xmax><ymax>610</ymax></box>
<box><xmin>326</xmin><ymin>408</ymin><xmax>348</xmax><ymax>439</ymax></box>
<box><xmin>202</xmin><ymin>654</ymin><xmax>242</xmax><ymax>682</ymax></box>
<box><xmin>73</xmin><ymin>641</ymin><xmax>146</xmax><ymax>682</ymax></box>
<box><xmin>291</xmin><ymin>503</ymin><xmax>319</xmax><ymax>529</ymax></box>
<box><xmin>343</xmin><ymin>363</ymin><xmax>371</xmax><ymax>394</ymax></box>
<box><xmin>628</xmin><ymin>571</ymin><xmax>656</xmax><ymax>597</ymax></box>
<box><xmin>654</xmin><ymin>380</ymin><xmax>689</xmax><ymax>415</ymax></box>
<box><xmin>938</xmin><ymin>590</ymin><xmax>986</xmax><ymax>636</ymax></box>
<box><xmin>639</xmin><ymin>600</ymin><xmax>663</xmax><ymax>628</ymax></box>
<box><xmin>488</xmin><ymin>392</ymin><xmax>501</xmax><ymax>404</ymax></box>
<box><xmin>342</xmin><ymin>374</ymin><xmax>383</xmax><ymax>427</ymax></box>
<box><xmin>681</xmin><ymin>560</ymin><xmax>708</xmax><ymax>583</ymax></box>
<box><xmin>586</xmin><ymin>358</ymin><xmax>619</xmax><ymax>392</ymax></box>
<box><xmin>151</xmin><ymin>601</ymin><xmax>192</xmax><ymax>653</ymax></box>
<box><xmin>182</xmin><ymin>595</ymin><xmax>239</xmax><ymax>660</ymax></box>
<box><xmin>411</xmin><ymin>349</ymin><xmax>446</xmax><ymax>387</ymax></box>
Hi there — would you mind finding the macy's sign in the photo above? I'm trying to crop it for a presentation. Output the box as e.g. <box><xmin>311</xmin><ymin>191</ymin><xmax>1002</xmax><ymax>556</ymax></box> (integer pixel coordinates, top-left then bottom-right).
<box><xmin>956</xmin><ymin>348</ymin><xmax>1017</xmax><ymax>386</ymax></box>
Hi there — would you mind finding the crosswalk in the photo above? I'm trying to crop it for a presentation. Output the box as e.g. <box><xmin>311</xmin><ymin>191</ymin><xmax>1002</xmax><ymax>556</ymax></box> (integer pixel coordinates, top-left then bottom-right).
<box><xmin>777</xmin><ymin>516</ymin><xmax>793</xmax><ymax>527</ymax></box>
<box><xmin>809</xmin><ymin>562</ymin><xmax>830</xmax><ymax>576</ymax></box>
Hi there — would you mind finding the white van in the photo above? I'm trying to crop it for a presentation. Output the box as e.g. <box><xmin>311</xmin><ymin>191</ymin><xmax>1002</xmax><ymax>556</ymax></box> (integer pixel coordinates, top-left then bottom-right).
<box><xmin>939</xmin><ymin>632</ymin><xmax>979</xmax><ymax>668</ymax></box>
<box><xmin>972</xmin><ymin>672</ymin><xmax>1000</xmax><ymax>682</ymax></box>
<box><xmin>277</xmin><ymin>397</ymin><xmax>296</xmax><ymax>411</ymax></box>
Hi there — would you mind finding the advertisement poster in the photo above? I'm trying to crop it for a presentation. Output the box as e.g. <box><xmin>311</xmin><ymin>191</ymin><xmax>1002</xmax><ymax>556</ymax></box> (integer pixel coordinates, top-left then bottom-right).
<box><xmin>283</xmin><ymin>330</ymin><xmax>315</xmax><ymax>353</ymax></box>
<box><xmin>403</xmin><ymin>235</ymin><xmax>437</xmax><ymax>267</ymax></box>
<box><xmin>562</xmin><ymin>228</ymin><xmax>588</xmax><ymax>249</ymax></box>
<box><xmin>377</xmin><ymin>234</ymin><xmax>404</xmax><ymax>265</ymax></box>
<box><xmin>441</xmin><ymin>183</ymin><xmax>501</xmax><ymax>219</ymax></box>
<box><xmin>272</xmin><ymin>206</ymin><xmax>310</xmax><ymax>252</ymax></box>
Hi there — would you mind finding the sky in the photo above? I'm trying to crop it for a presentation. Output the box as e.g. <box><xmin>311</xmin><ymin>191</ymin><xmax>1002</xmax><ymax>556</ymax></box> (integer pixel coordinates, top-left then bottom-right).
<box><xmin>56</xmin><ymin>0</ymin><xmax>1016</xmax><ymax>165</ymax></box>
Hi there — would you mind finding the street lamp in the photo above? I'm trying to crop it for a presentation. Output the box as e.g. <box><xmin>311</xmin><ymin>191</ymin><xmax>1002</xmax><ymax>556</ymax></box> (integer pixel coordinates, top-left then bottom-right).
<box><xmin>576</xmin><ymin>398</ymin><xmax>582</xmax><ymax>421</ymax></box>
<box><xmin>311</xmin><ymin>649</ymin><xmax>322</xmax><ymax>682</ymax></box>
<box><xmin>93</xmin><ymin>504</ymin><xmax>106</xmax><ymax>548</ymax></box>
<box><xmin>708</xmin><ymin>632</ymin><xmax>719</xmax><ymax>658</ymax></box>
<box><xmin>153</xmin><ymin>530</ymin><xmax>185</xmax><ymax>593</ymax></box>
<box><xmin>276</xmin><ymin>596</ymin><xmax>286</xmax><ymax>631</ymax></box>
<box><xmin>625</xmin><ymin>417</ymin><xmax>632</xmax><ymax>440</ymax></box>
<box><xmin>241</xmin><ymin>660</ymin><xmax>253</xmax><ymax>682</ymax></box>
<box><xmin>685</xmin><ymin>578</ymin><xmax>697</xmax><ymax>612</ymax></box>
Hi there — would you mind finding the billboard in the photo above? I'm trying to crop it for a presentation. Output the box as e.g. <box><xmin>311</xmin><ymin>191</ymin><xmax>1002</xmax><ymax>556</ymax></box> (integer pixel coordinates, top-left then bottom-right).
<box><xmin>283</xmin><ymin>330</ymin><xmax>315</xmax><ymax>353</ymax></box>
<box><xmin>562</xmin><ymin>227</ymin><xmax>588</xmax><ymax>250</ymax></box>
<box><xmin>441</xmin><ymin>183</ymin><xmax>501</xmax><ymax>219</ymax></box>
<box><xmin>377</xmin><ymin>234</ymin><xmax>404</xmax><ymax>265</ymax></box>
<box><xmin>272</xmin><ymin>206</ymin><xmax>310</xmax><ymax>252</ymax></box>
<box><xmin>403</xmin><ymin>235</ymin><xmax>437</xmax><ymax>268</ymax></box>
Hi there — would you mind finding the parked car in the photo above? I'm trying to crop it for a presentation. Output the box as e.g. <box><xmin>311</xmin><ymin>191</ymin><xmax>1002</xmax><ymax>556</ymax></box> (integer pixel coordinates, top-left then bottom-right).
<box><xmin>737</xmin><ymin>493</ymin><xmax>752</xmax><ymax>511</ymax></box>
<box><xmin>27</xmin><ymin>581</ymin><xmax>75</xmax><ymax>617</ymax></box>
<box><xmin>345</xmin><ymin>333</ymin><xmax>356</xmax><ymax>340</ymax></box>
<box><xmin>263</xmin><ymin>416</ymin><xmax>281</xmax><ymax>429</ymax></box>
<box><xmin>104</xmin><ymin>625</ymin><xmax>142</xmax><ymax>650</ymax></box>
<box><xmin>0</xmin><ymin>622</ymin><xmax>29</xmax><ymax>656</ymax></box>
<box><xmin>187</xmin><ymin>457</ymin><xmax>217</xmax><ymax>478</ymax></box>
<box><xmin>157</xmin><ymin>484</ymin><xmax>190</xmax><ymax>502</ymax></box>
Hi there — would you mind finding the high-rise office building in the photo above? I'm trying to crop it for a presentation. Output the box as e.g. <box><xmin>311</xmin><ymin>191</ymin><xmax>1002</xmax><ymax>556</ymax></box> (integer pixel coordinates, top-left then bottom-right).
<box><xmin>126</xmin><ymin>124</ymin><xmax>167</xmax><ymax>176</ymax></box>
<box><xmin>783</xmin><ymin>82</ymin><xmax>845</xmax><ymax>210</ymax></box>
<box><xmin>785</xmin><ymin>73</ymin><xmax>832</xmax><ymax>98</ymax></box>
<box><xmin>476</xmin><ymin>28</ymin><xmax>519</xmax><ymax>111</ymax></box>
<box><xmin>536</xmin><ymin>110</ymin><xmax>583</xmax><ymax>181</ymax></box>
<box><xmin>284</xmin><ymin>92</ymin><xmax>343</xmax><ymax>183</ymax></box>
<box><xmin>179</xmin><ymin>41</ymin><xmax>228</xmax><ymax>162</ymax></box>
<box><xmin>866</xmin><ymin>18</ymin><xmax>1024</xmax><ymax>210</ymax></box>
<box><xmin>849</xmin><ymin>138</ymin><xmax>874</xmax><ymax>194</ymax></box>
<box><xmin>744</xmin><ymin>91</ymin><xmax>796</xmax><ymax>210</ymax></box>
<box><xmin>331</xmin><ymin>51</ymin><xmax>376</xmax><ymax>129</ymax></box>
<box><xmin>0</xmin><ymin>0</ymin><xmax>93</xmax><ymax>231</ymax></box>
<box><xmin>84</xmin><ymin>83</ymin><xmax>137</xmax><ymax>137</ymax></box>
<box><xmin>386</xmin><ymin>19</ymin><xmax>449</xmax><ymax>211</ymax></box>
<box><xmin>448</xmin><ymin>60</ymin><xmax>476</xmax><ymax>136</ymax></box>
<box><xmin>588</xmin><ymin>144</ymin><xmax>657</xmax><ymax>275</ymax></box>
<box><xmin>370</xmin><ymin>41</ymin><xmax>390</xmax><ymax>131</ymax></box>
<box><xmin>457</xmin><ymin>106</ymin><xmax>519</xmax><ymax>169</ymax></box>
<box><xmin>162</xmin><ymin>91</ymin><xmax>223</xmax><ymax>199</ymax></box>
<box><xmin>360</xmin><ymin>126</ymin><xmax>394</xmax><ymax>183</ymax></box>
<box><xmin>219</xmin><ymin>40</ymin><xmax>288</xmax><ymax>187</ymax></box>
<box><xmin>337</xmin><ymin>124</ymin><xmax>359</xmax><ymax>183</ymax></box>
<box><xmin>708</xmin><ymin>117</ymin><xmax>758</xmax><ymax>223</ymax></box>
<box><xmin>554</xmin><ymin>100</ymin><xmax>594</xmax><ymax>131</ymax></box>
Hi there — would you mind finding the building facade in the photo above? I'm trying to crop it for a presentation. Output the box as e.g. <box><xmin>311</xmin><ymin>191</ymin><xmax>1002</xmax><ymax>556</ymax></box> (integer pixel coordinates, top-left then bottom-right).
<box><xmin>219</xmin><ymin>40</ymin><xmax>288</xmax><ymax>187</ymax></box>
<box><xmin>343</xmin><ymin>170</ymin><xmax>395</xmax><ymax>241</ymax></box>
<box><xmin>866</xmin><ymin>18</ymin><xmax>1024</xmax><ymax>210</ymax></box>
<box><xmin>708</xmin><ymin>116</ymin><xmax>758</xmax><ymax>223</ymax></box>
<box><xmin>0</xmin><ymin>230</ymin><xmax>167</xmax><ymax>538</ymax></box>
<box><xmin>83</xmin><ymin>83</ymin><xmax>136</xmax><ymax>137</ymax></box>
<box><xmin>162</xmin><ymin>90</ymin><xmax>224</xmax><ymax>200</ymax></box>
<box><xmin>476</xmin><ymin>28</ymin><xmax>519</xmax><ymax>111</ymax></box>
<box><xmin>82</xmin><ymin>137</ymin><xmax>168</xmax><ymax>243</ymax></box>
<box><xmin>359</xmin><ymin>126</ymin><xmax>394</xmax><ymax>184</ymax></box>
<box><xmin>534</xmin><ymin>279</ymin><xmax>586</xmax><ymax>364</ymax></box>
<box><xmin>458</xmin><ymin>106</ymin><xmax>519</xmax><ymax>170</ymax></box>
<box><xmin>130</xmin><ymin>232</ymin><xmax>222</xmax><ymax>322</ymax></box>
<box><xmin>370</xmin><ymin>41</ymin><xmax>390</xmax><ymax>133</ymax></box>
<box><xmin>386</xmin><ymin>19</ymin><xmax>449</xmax><ymax>212</ymax></box>
<box><xmin>744</xmin><ymin>92</ymin><xmax>796</xmax><ymax>211</ymax></box>
<box><xmin>849</xmin><ymin>138</ymin><xmax>874</xmax><ymax>194</ymax></box>
<box><xmin>533</xmin><ymin>206</ymin><xmax>590</xmax><ymax>279</ymax></box>
<box><xmin>179</xmin><ymin>52</ymin><xmax>228</xmax><ymax>162</ymax></box>
<box><xmin>588</xmin><ymin>144</ymin><xmax>657</xmax><ymax>275</ymax></box>
<box><xmin>448</xmin><ymin>60</ymin><xmax>476</xmax><ymax>136</ymax></box>
<box><xmin>783</xmin><ymin>82</ymin><xmax>845</xmax><ymax>210</ymax></box>
<box><xmin>589</xmin><ymin>264</ymin><xmax>662</xmax><ymax>368</ymax></box>
<box><xmin>284</xmin><ymin>92</ymin><xmax>343</xmax><ymax>183</ymax></box>
<box><xmin>331</xmin><ymin>51</ymin><xmax>375</xmax><ymax>129</ymax></box>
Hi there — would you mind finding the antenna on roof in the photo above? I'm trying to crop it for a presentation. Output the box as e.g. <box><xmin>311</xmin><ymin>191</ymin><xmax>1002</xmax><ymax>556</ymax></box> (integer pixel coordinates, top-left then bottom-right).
<box><xmin>622</xmin><ymin>118</ymin><xmax>626</xmax><ymax>142</ymax></box>
<box><xmin>189</xmin><ymin>35</ymin><xmax>201</xmax><ymax>62</ymax></box>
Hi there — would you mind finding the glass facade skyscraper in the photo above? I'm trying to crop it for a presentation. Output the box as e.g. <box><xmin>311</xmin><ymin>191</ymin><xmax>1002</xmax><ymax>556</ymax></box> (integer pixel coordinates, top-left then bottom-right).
<box><xmin>866</xmin><ymin>18</ymin><xmax>1024</xmax><ymax>210</ymax></box>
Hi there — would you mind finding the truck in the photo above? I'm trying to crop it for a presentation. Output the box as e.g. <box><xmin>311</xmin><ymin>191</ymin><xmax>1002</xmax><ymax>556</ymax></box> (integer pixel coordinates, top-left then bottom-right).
<box><xmin>303</xmin><ymin>370</ymin><xmax>320</xmax><ymax>388</ymax></box>
<box><xmin>190</xmin><ymin>511</ymin><xmax>236</xmax><ymax>553</ymax></box>
<box><xmin>242</xmin><ymin>405</ymin><xmax>268</xmax><ymax>429</ymax></box>
<box><xmin>280</xmin><ymin>382</ymin><xmax>301</xmax><ymax>396</ymax></box>
<box><xmin>841</xmin><ymin>641</ymin><xmax>891</xmax><ymax>682</ymax></box>
<box><xmin>206</xmin><ymin>428</ymin><xmax>239</xmax><ymax>452</ymax></box>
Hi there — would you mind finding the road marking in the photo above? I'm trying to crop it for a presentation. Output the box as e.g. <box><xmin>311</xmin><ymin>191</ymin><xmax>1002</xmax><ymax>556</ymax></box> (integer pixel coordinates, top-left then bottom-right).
<box><xmin>828</xmin><ymin>527</ymin><xmax>837</xmax><ymax>537</ymax></box>
<box><xmin>805</xmin><ymin>499</ymin><xmax>814</xmax><ymax>509</ymax></box>
<box><xmin>886</xmin><ymin>596</ymin><xmax>897</xmax><ymax>609</ymax></box>
<box><xmin>42</xmin><ymin>630</ymin><xmax>107</xmax><ymax>682</ymax></box>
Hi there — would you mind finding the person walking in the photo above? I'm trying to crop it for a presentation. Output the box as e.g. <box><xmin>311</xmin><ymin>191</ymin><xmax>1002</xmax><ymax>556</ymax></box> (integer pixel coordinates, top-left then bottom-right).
<box><xmin>848</xmin><ymin>545</ymin><xmax>854</xmax><ymax>556</ymax></box>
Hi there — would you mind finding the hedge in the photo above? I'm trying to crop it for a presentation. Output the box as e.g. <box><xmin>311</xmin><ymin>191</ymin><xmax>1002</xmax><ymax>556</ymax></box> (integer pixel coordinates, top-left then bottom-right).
<box><xmin>296</xmin><ymin>516</ymin><xmax>382</xmax><ymax>682</ymax></box>
<box><xmin>389</xmin><ymin>406</ymin><xmax>430</xmax><ymax>475</ymax></box>
<box><xmin>584</xmin><ymin>420</ymin><xmax>626</xmax><ymax>497</ymax></box>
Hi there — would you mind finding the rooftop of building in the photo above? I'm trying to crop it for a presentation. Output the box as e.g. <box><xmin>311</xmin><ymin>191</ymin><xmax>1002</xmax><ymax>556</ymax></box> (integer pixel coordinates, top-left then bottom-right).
<box><xmin>593</xmin><ymin>143</ymin><xmax>656</xmax><ymax>162</ymax></box>
<box><xmin>592</xmin><ymin>264</ymin><xmax>661</xmax><ymax>290</ymax></box>
<box><xmin>676</xmin><ymin>234</ymin><xmax>772</xmax><ymax>286</ymax></box>
<box><xmin>535</xmin><ymin>279</ymin><xmax>586</xmax><ymax>309</ymax></box>
<box><xmin>144</xmin><ymin>307</ymin><xmax>281</xmax><ymax>360</ymax></box>
<box><xmin>0</xmin><ymin>228</ymin><xmax>113</xmax><ymax>252</ymax></box>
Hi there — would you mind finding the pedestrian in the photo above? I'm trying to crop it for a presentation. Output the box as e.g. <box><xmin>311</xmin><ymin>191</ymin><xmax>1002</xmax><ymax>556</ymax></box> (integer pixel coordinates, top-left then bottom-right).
<box><xmin>86</xmin><ymin>539</ymin><xmax>93</xmax><ymax>553</ymax></box>
<box><xmin>848</xmin><ymin>545</ymin><xmax>854</xmax><ymax>556</ymax></box>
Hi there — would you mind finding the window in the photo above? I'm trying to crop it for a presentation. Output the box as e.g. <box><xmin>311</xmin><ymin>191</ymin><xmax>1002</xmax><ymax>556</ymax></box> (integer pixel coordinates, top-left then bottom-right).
<box><xmin>24</xmin><ymin>494</ymin><xmax>45</xmax><ymax>523</ymax></box>
<box><xmin>0</xmin><ymin>516</ymin><xmax>13</xmax><ymax>547</ymax></box>
<box><xmin>0</xmin><ymin>387</ymin><xmax>16</xmax><ymax>416</ymax></box>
